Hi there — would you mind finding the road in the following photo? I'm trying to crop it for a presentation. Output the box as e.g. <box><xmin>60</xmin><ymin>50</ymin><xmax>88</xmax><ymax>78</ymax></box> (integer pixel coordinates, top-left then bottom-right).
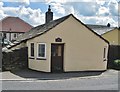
<box><xmin>2</xmin><ymin>72</ymin><xmax>119</xmax><ymax>90</ymax></box>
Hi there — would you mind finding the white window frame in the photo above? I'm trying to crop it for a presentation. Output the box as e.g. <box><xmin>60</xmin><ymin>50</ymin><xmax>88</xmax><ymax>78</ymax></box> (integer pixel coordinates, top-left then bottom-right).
<box><xmin>37</xmin><ymin>43</ymin><xmax>46</xmax><ymax>59</ymax></box>
<box><xmin>103</xmin><ymin>46</ymin><xmax>107</xmax><ymax>61</ymax></box>
<box><xmin>30</xmin><ymin>42</ymin><xmax>35</xmax><ymax>58</ymax></box>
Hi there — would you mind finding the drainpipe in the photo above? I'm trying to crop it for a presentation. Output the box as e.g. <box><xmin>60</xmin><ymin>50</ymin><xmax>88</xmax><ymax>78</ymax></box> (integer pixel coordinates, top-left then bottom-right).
<box><xmin>2</xmin><ymin>32</ymin><xmax>6</xmax><ymax>47</ymax></box>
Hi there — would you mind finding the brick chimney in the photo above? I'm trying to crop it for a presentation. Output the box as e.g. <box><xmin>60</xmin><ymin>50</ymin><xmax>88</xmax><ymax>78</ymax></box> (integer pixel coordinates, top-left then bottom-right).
<box><xmin>45</xmin><ymin>5</ymin><xmax>53</xmax><ymax>23</ymax></box>
<box><xmin>107</xmin><ymin>23</ymin><xmax>110</xmax><ymax>27</ymax></box>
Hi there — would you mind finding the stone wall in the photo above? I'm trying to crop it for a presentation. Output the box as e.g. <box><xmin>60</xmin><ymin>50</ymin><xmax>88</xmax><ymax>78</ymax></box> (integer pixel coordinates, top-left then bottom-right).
<box><xmin>2</xmin><ymin>47</ymin><xmax>28</xmax><ymax>71</ymax></box>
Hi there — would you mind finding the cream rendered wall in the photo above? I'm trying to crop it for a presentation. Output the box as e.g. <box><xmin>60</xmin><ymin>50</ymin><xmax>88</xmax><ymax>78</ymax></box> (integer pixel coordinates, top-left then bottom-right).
<box><xmin>27</xmin><ymin>41</ymin><xmax>51</xmax><ymax>72</ymax></box>
<box><xmin>27</xmin><ymin>15</ymin><xmax>108</xmax><ymax>72</ymax></box>
<box><xmin>102</xmin><ymin>29</ymin><xmax>119</xmax><ymax>45</ymax></box>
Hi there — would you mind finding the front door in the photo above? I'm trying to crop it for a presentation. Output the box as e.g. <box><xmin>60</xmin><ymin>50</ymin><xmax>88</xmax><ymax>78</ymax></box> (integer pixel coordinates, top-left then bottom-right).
<box><xmin>51</xmin><ymin>44</ymin><xmax>64</xmax><ymax>73</ymax></box>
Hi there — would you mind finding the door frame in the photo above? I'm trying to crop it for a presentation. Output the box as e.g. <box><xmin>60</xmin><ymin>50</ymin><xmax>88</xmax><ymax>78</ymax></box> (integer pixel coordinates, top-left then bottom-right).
<box><xmin>51</xmin><ymin>43</ymin><xmax>64</xmax><ymax>73</ymax></box>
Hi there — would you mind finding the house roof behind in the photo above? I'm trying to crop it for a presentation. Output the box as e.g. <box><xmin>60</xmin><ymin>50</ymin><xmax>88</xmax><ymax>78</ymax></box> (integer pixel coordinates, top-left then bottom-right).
<box><xmin>0</xmin><ymin>16</ymin><xmax>33</xmax><ymax>33</ymax></box>
<box><xmin>87</xmin><ymin>24</ymin><xmax>116</xmax><ymax>35</ymax></box>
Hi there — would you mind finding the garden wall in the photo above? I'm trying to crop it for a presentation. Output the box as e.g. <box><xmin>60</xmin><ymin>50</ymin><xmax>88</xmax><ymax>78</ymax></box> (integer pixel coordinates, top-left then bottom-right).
<box><xmin>2</xmin><ymin>47</ymin><xmax>28</xmax><ymax>71</ymax></box>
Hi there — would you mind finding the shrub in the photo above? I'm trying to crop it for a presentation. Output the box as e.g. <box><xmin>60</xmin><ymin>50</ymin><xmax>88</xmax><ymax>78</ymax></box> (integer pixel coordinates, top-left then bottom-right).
<box><xmin>113</xmin><ymin>60</ymin><xmax>120</xmax><ymax>70</ymax></box>
<box><xmin>114</xmin><ymin>60</ymin><xmax>120</xmax><ymax>65</ymax></box>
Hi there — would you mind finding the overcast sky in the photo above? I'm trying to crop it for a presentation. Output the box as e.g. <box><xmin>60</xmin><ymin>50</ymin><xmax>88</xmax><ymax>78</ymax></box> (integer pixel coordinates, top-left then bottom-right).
<box><xmin>0</xmin><ymin>0</ymin><xmax>120</xmax><ymax>27</ymax></box>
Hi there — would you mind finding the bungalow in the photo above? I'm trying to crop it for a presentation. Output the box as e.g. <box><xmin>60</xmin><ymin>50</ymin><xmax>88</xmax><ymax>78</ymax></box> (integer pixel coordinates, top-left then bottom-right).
<box><xmin>7</xmin><ymin>6</ymin><xmax>109</xmax><ymax>72</ymax></box>
<box><xmin>101</xmin><ymin>28</ymin><xmax>120</xmax><ymax>62</ymax></box>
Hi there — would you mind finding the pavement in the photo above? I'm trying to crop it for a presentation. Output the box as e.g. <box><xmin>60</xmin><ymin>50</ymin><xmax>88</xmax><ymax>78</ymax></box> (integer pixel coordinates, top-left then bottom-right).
<box><xmin>0</xmin><ymin>68</ymin><xmax>119</xmax><ymax>81</ymax></box>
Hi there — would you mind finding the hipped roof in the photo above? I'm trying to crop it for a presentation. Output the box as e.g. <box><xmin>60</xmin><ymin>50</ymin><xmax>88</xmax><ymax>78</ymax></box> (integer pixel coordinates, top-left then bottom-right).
<box><xmin>0</xmin><ymin>16</ymin><xmax>32</xmax><ymax>33</ymax></box>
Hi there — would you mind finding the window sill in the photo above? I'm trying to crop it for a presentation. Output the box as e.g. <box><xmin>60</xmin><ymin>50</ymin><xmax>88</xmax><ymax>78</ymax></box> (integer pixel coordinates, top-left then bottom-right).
<box><xmin>36</xmin><ymin>58</ymin><xmax>46</xmax><ymax>60</ymax></box>
<box><xmin>103</xmin><ymin>59</ymin><xmax>107</xmax><ymax>61</ymax></box>
<box><xmin>29</xmin><ymin>57</ymin><xmax>35</xmax><ymax>59</ymax></box>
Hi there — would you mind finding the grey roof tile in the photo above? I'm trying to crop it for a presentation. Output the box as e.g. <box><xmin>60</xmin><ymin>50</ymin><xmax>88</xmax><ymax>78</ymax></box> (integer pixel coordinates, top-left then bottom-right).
<box><xmin>87</xmin><ymin>24</ymin><xmax>116</xmax><ymax>35</ymax></box>
<box><xmin>8</xmin><ymin>14</ymin><xmax>111</xmax><ymax>49</ymax></box>
<box><xmin>15</xmin><ymin>14</ymin><xmax>71</xmax><ymax>43</ymax></box>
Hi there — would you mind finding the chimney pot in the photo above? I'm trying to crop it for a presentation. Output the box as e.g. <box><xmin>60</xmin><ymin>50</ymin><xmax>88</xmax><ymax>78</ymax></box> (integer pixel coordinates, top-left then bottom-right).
<box><xmin>107</xmin><ymin>23</ymin><xmax>110</xmax><ymax>27</ymax></box>
<box><xmin>45</xmin><ymin>5</ymin><xmax>53</xmax><ymax>23</ymax></box>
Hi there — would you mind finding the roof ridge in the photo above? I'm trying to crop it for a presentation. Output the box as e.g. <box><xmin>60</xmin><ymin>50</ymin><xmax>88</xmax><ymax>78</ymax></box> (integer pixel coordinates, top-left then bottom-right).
<box><xmin>101</xmin><ymin>27</ymin><xmax>118</xmax><ymax>35</ymax></box>
<box><xmin>0</xmin><ymin>16</ymin><xmax>17</xmax><ymax>22</ymax></box>
<box><xmin>30</xmin><ymin>14</ymin><xmax>72</xmax><ymax>31</ymax></box>
<box><xmin>87</xmin><ymin>24</ymin><xmax>107</xmax><ymax>26</ymax></box>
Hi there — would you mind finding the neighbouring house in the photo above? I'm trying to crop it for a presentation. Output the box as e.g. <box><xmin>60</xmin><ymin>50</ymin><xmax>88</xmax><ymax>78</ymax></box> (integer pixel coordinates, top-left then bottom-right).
<box><xmin>101</xmin><ymin>28</ymin><xmax>120</xmax><ymax>63</ymax></box>
<box><xmin>87</xmin><ymin>24</ymin><xmax>119</xmax><ymax>67</ymax></box>
<box><xmin>0</xmin><ymin>16</ymin><xmax>33</xmax><ymax>42</ymax></box>
<box><xmin>5</xmin><ymin>6</ymin><xmax>109</xmax><ymax>72</ymax></box>
<box><xmin>102</xmin><ymin>28</ymin><xmax>120</xmax><ymax>45</ymax></box>
<box><xmin>87</xmin><ymin>24</ymin><xmax>116</xmax><ymax>36</ymax></box>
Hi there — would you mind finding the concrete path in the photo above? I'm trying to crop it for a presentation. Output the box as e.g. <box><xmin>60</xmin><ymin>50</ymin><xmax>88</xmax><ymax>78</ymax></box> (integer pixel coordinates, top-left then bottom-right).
<box><xmin>1</xmin><ymin>71</ymin><xmax>30</xmax><ymax>81</ymax></box>
<box><xmin>0</xmin><ymin>69</ymin><xmax>119</xmax><ymax>81</ymax></box>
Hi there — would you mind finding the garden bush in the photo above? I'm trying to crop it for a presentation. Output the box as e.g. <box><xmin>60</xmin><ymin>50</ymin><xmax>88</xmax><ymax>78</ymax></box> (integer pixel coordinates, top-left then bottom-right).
<box><xmin>113</xmin><ymin>60</ymin><xmax>120</xmax><ymax>70</ymax></box>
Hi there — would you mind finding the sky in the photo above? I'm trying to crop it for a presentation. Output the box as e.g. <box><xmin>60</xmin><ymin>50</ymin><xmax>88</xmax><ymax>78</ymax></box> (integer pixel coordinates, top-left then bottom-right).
<box><xmin>0</xmin><ymin>0</ymin><xmax>120</xmax><ymax>27</ymax></box>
